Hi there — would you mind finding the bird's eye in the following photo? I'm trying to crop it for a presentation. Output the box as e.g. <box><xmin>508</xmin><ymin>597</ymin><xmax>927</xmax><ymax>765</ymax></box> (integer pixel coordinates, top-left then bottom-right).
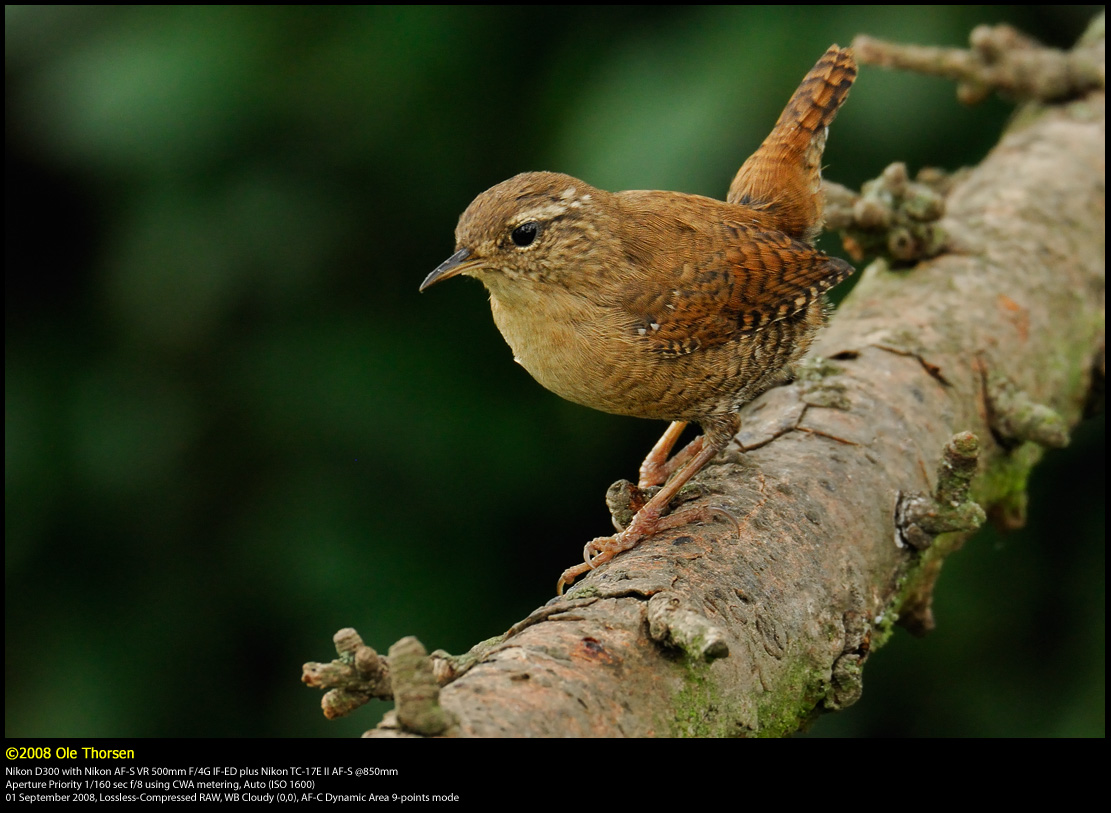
<box><xmin>510</xmin><ymin>222</ymin><xmax>540</xmax><ymax>248</ymax></box>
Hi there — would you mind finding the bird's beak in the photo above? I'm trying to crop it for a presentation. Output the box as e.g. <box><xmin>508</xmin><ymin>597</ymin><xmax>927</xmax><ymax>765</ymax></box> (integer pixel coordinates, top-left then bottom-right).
<box><xmin>420</xmin><ymin>248</ymin><xmax>479</xmax><ymax>292</ymax></box>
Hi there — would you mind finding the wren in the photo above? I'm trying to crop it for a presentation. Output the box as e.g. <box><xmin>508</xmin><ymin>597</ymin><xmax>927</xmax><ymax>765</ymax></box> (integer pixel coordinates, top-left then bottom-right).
<box><xmin>421</xmin><ymin>45</ymin><xmax>857</xmax><ymax>592</ymax></box>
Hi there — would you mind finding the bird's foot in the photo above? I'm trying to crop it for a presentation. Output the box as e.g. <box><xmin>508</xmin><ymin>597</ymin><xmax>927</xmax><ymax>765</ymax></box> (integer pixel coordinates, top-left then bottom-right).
<box><xmin>556</xmin><ymin>505</ymin><xmax>661</xmax><ymax>594</ymax></box>
<box><xmin>556</xmin><ymin>502</ymin><xmax>739</xmax><ymax>594</ymax></box>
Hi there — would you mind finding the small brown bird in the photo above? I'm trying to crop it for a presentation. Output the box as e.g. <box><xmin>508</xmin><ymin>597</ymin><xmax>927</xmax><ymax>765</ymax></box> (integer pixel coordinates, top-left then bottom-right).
<box><xmin>421</xmin><ymin>46</ymin><xmax>857</xmax><ymax>592</ymax></box>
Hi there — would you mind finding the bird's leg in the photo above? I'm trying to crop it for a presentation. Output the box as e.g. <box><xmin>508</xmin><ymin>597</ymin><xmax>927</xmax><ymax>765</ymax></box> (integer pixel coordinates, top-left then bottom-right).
<box><xmin>559</xmin><ymin>415</ymin><xmax>740</xmax><ymax>593</ymax></box>
<box><xmin>639</xmin><ymin>421</ymin><xmax>695</xmax><ymax>488</ymax></box>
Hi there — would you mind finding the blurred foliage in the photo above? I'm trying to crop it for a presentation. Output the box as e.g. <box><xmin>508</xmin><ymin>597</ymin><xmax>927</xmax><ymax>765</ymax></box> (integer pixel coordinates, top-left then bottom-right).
<box><xmin>5</xmin><ymin>5</ymin><xmax>1103</xmax><ymax>737</ymax></box>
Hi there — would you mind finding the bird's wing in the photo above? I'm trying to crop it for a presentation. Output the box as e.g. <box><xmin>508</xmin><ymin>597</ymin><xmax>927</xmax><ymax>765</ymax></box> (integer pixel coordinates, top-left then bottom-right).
<box><xmin>616</xmin><ymin>223</ymin><xmax>854</xmax><ymax>358</ymax></box>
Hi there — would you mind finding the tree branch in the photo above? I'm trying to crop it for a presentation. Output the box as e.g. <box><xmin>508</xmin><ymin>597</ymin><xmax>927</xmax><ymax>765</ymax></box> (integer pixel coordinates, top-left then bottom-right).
<box><xmin>304</xmin><ymin>19</ymin><xmax>1105</xmax><ymax>737</ymax></box>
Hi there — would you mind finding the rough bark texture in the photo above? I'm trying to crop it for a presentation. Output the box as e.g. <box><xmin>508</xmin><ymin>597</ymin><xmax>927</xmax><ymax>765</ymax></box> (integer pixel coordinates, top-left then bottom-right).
<box><xmin>351</xmin><ymin>34</ymin><xmax>1104</xmax><ymax>738</ymax></box>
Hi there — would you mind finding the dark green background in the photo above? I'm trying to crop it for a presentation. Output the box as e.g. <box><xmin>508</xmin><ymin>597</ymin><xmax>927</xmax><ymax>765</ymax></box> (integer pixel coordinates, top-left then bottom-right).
<box><xmin>6</xmin><ymin>5</ymin><xmax>1103</xmax><ymax>737</ymax></box>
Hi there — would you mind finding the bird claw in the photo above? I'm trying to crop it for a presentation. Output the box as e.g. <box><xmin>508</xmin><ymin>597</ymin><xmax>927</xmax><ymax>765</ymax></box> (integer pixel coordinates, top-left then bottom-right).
<box><xmin>556</xmin><ymin>562</ymin><xmax>592</xmax><ymax>595</ymax></box>
<box><xmin>558</xmin><ymin>504</ymin><xmax>741</xmax><ymax>594</ymax></box>
<box><xmin>556</xmin><ymin>548</ymin><xmax>616</xmax><ymax>594</ymax></box>
<box><xmin>708</xmin><ymin>505</ymin><xmax>742</xmax><ymax>534</ymax></box>
<box><xmin>581</xmin><ymin>536</ymin><xmax>621</xmax><ymax>566</ymax></box>
<box><xmin>556</xmin><ymin>530</ymin><xmax>640</xmax><ymax>594</ymax></box>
